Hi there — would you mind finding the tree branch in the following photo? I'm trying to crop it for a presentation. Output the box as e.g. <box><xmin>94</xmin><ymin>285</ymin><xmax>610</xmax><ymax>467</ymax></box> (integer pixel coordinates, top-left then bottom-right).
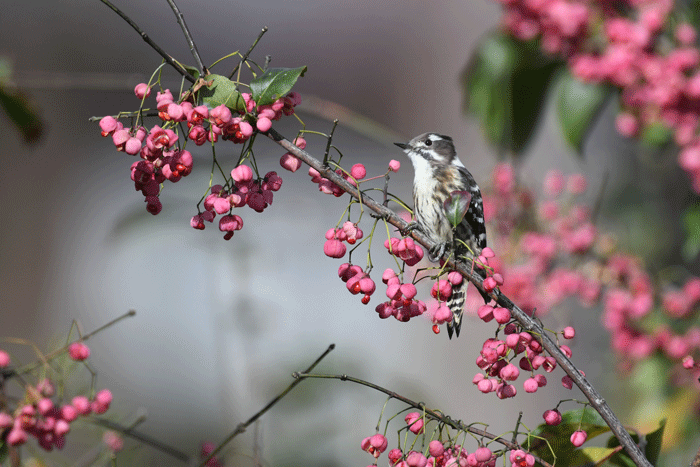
<box><xmin>266</xmin><ymin>128</ymin><xmax>652</xmax><ymax>467</ymax></box>
<box><xmin>293</xmin><ymin>371</ymin><xmax>554</xmax><ymax>467</ymax></box>
<box><xmin>164</xmin><ymin>0</ymin><xmax>207</xmax><ymax>77</ymax></box>
<box><xmin>99</xmin><ymin>0</ymin><xmax>196</xmax><ymax>83</ymax></box>
<box><xmin>198</xmin><ymin>344</ymin><xmax>336</xmax><ymax>467</ymax></box>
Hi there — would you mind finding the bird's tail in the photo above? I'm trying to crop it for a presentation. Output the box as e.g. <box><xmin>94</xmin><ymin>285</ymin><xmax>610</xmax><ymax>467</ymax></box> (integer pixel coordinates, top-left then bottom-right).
<box><xmin>445</xmin><ymin>266</ymin><xmax>491</xmax><ymax>339</ymax></box>
<box><xmin>446</xmin><ymin>279</ymin><xmax>467</xmax><ymax>339</ymax></box>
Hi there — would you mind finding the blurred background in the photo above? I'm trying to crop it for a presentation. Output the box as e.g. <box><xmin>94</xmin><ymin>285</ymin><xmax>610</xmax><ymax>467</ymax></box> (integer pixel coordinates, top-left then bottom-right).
<box><xmin>0</xmin><ymin>0</ymin><xmax>692</xmax><ymax>465</ymax></box>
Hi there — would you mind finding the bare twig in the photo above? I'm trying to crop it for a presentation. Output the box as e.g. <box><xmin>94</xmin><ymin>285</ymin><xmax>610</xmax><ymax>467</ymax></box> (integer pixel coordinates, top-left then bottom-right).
<box><xmin>164</xmin><ymin>0</ymin><xmax>207</xmax><ymax>76</ymax></box>
<box><xmin>229</xmin><ymin>27</ymin><xmax>269</xmax><ymax>79</ymax></box>
<box><xmin>293</xmin><ymin>372</ymin><xmax>553</xmax><ymax>467</ymax></box>
<box><xmin>266</xmin><ymin>128</ymin><xmax>652</xmax><ymax>467</ymax></box>
<box><xmin>99</xmin><ymin>0</ymin><xmax>196</xmax><ymax>83</ymax></box>
<box><xmin>198</xmin><ymin>344</ymin><xmax>336</xmax><ymax>467</ymax></box>
<box><xmin>15</xmin><ymin>311</ymin><xmax>136</xmax><ymax>376</ymax></box>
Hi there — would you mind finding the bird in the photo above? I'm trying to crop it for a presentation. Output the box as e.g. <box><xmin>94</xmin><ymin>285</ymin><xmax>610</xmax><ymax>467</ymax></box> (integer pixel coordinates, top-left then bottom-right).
<box><xmin>395</xmin><ymin>132</ymin><xmax>489</xmax><ymax>338</ymax></box>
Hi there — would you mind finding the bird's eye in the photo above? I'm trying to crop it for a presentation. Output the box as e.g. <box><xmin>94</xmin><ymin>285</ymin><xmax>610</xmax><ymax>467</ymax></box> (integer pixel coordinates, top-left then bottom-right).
<box><xmin>425</xmin><ymin>139</ymin><xmax>432</xmax><ymax>146</ymax></box>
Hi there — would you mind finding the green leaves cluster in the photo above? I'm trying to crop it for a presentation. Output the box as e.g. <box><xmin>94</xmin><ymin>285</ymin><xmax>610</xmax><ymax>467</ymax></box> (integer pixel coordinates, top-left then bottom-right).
<box><xmin>462</xmin><ymin>32</ymin><xmax>613</xmax><ymax>156</ymax></box>
<box><xmin>528</xmin><ymin>409</ymin><xmax>665</xmax><ymax>467</ymax></box>
<box><xmin>199</xmin><ymin>66</ymin><xmax>306</xmax><ymax>114</ymax></box>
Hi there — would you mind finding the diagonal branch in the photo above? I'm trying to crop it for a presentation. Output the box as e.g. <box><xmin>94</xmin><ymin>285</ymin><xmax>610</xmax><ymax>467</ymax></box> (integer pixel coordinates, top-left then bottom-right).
<box><xmin>164</xmin><ymin>0</ymin><xmax>208</xmax><ymax>77</ymax></box>
<box><xmin>99</xmin><ymin>0</ymin><xmax>196</xmax><ymax>83</ymax></box>
<box><xmin>266</xmin><ymin>128</ymin><xmax>652</xmax><ymax>467</ymax></box>
<box><xmin>198</xmin><ymin>344</ymin><xmax>336</xmax><ymax>467</ymax></box>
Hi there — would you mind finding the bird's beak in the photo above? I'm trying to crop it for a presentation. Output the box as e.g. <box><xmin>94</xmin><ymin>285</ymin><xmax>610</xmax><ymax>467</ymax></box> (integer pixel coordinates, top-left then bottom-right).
<box><xmin>394</xmin><ymin>142</ymin><xmax>408</xmax><ymax>150</ymax></box>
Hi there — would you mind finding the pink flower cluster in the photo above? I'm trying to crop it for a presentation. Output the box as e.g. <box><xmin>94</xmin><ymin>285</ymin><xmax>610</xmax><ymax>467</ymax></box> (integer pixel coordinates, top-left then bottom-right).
<box><xmin>481</xmin><ymin>163</ymin><xmax>700</xmax><ymax>389</ymax></box>
<box><xmin>381</xmin><ymin>442</ymin><xmax>497</xmax><ymax>467</ymax></box>
<box><xmin>472</xmin><ymin>324</ymin><xmax>575</xmax><ymax>399</ymax></box>
<box><xmin>384</xmin><ymin>237</ymin><xmax>424</xmax><ymax>266</ymax></box>
<box><xmin>190</xmin><ymin>165</ymin><xmax>282</xmax><ymax>239</ymax></box>
<box><xmin>338</xmin><ymin>262</ymin><xmax>376</xmax><ymax>304</ymax></box>
<box><xmin>100</xmin><ymin>117</ymin><xmax>194</xmax><ymax>215</ymax></box>
<box><xmin>375</xmin><ymin>269</ymin><xmax>428</xmax><ymax>322</ymax></box>
<box><xmin>602</xmin><ymin>255</ymin><xmax>700</xmax><ymax>375</ymax></box>
<box><xmin>324</xmin><ymin>221</ymin><xmax>365</xmax><ymax>259</ymax></box>
<box><xmin>496</xmin><ymin>0</ymin><xmax>700</xmax><ymax>191</ymax></box>
<box><xmin>0</xmin><ymin>376</ymin><xmax>112</xmax><ymax>451</ymax></box>
<box><xmin>98</xmin><ymin>83</ymin><xmax>300</xmax><ymax>220</ymax></box>
<box><xmin>482</xmin><ymin>166</ymin><xmax>599</xmax><ymax>317</ymax></box>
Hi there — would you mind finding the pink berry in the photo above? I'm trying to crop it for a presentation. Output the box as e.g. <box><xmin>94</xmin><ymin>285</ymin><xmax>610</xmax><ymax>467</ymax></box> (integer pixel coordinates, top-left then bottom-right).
<box><xmin>324</xmin><ymin>239</ymin><xmax>346</xmax><ymax>258</ymax></box>
<box><xmin>493</xmin><ymin>306</ymin><xmax>511</xmax><ymax>324</ymax></box>
<box><xmin>280</xmin><ymin>153</ymin><xmax>302</xmax><ymax>172</ymax></box>
<box><xmin>563</xmin><ymin>326</ymin><xmax>576</xmax><ymax>339</ymax></box>
<box><xmin>428</xmin><ymin>440</ymin><xmax>444</xmax><ymax>458</ymax></box>
<box><xmin>0</xmin><ymin>412</ymin><xmax>12</xmax><ymax>428</ymax></box>
<box><xmin>683</xmin><ymin>355</ymin><xmax>695</xmax><ymax>369</ymax></box>
<box><xmin>99</xmin><ymin>116</ymin><xmax>119</xmax><ymax>136</ymax></box>
<box><xmin>406</xmin><ymin>451</ymin><xmax>428</xmax><ymax>467</ymax></box>
<box><xmin>7</xmin><ymin>428</ymin><xmax>28</xmax><ymax>446</ymax></box>
<box><xmin>60</xmin><ymin>405</ymin><xmax>77</xmax><ymax>422</ymax></box>
<box><xmin>388</xmin><ymin>159</ymin><xmax>401</xmax><ymax>172</ymax></box>
<box><xmin>543</xmin><ymin>409</ymin><xmax>562</xmax><ymax>425</ymax></box>
<box><xmin>134</xmin><ymin>83</ymin><xmax>151</xmax><ymax>99</ymax></box>
<box><xmin>72</xmin><ymin>396</ymin><xmax>91</xmax><ymax>415</ymax></box>
<box><xmin>68</xmin><ymin>342</ymin><xmax>90</xmax><ymax>361</ymax></box>
<box><xmin>474</xmin><ymin>446</ymin><xmax>492</xmax><ymax>462</ymax></box>
<box><xmin>54</xmin><ymin>419</ymin><xmax>70</xmax><ymax>436</ymax></box>
<box><xmin>523</xmin><ymin>377</ymin><xmax>539</xmax><ymax>393</ymax></box>
<box><xmin>404</xmin><ymin>412</ymin><xmax>424</xmax><ymax>434</ymax></box>
<box><xmin>571</xmin><ymin>430</ymin><xmax>587</xmax><ymax>447</ymax></box>
<box><xmin>103</xmin><ymin>431</ymin><xmax>124</xmax><ymax>452</ymax></box>
<box><xmin>256</xmin><ymin>117</ymin><xmax>272</xmax><ymax>132</ymax></box>
<box><xmin>37</xmin><ymin>398</ymin><xmax>53</xmax><ymax>415</ymax></box>
<box><xmin>231</xmin><ymin>165</ymin><xmax>253</xmax><ymax>183</ymax></box>
<box><xmin>350</xmin><ymin>164</ymin><xmax>367</xmax><ymax>179</ymax></box>
<box><xmin>0</xmin><ymin>350</ymin><xmax>10</xmax><ymax>367</ymax></box>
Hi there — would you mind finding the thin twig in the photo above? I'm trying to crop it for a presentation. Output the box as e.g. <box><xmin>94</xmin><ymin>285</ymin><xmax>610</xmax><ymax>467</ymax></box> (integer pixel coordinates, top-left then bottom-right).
<box><xmin>198</xmin><ymin>344</ymin><xmax>336</xmax><ymax>467</ymax></box>
<box><xmin>15</xmin><ymin>311</ymin><xmax>136</xmax><ymax>376</ymax></box>
<box><xmin>229</xmin><ymin>27</ymin><xmax>269</xmax><ymax>79</ymax></box>
<box><xmin>164</xmin><ymin>0</ymin><xmax>207</xmax><ymax>76</ymax></box>
<box><xmin>89</xmin><ymin>417</ymin><xmax>190</xmax><ymax>462</ymax></box>
<box><xmin>293</xmin><ymin>372</ymin><xmax>553</xmax><ymax>467</ymax></box>
<box><xmin>265</xmin><ymin>128</ymin><xmax>652</xmax><ymax>467</ymax></box>
<box><xmin>98</xmin><ymin>0</ymin><xmax>196</xmax><ymax>83</ymax></box>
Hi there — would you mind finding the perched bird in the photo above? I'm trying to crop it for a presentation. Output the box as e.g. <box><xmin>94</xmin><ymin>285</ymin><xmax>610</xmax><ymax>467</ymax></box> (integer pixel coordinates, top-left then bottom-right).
<box><xmin>395</xmin><ymin>132</ymin><xmax>488</xmax><ymax>338</ymax></box>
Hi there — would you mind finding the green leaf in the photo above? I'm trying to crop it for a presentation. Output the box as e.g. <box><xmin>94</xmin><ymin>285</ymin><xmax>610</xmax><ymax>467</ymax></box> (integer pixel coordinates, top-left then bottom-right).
<box><xmin>572</xmin><ymin>447</ymin><xmax>620</xmax><ymax>465</ymax></box>
<box><xmin>640</xmin><ymin>121</ymin><xmax>673</xmax><ymax>148</ymax></box>
<box><xmin>444</xmin><ymin>191</ymin><xmax>472</xmax><ymax>227</ymax></box>
<box><xmin>557</xmin><ymin>69</ymin><xmax>611</xmax><ymax>155</ymax></box>
<box><xmin>462</xmin><ymin>32</ymin><xmax>560</xmax><ymax>156</ymax></box>
<box><xmin>199</xmin><ymin>74</ymin><xmax>245</xmax><ymax>112</ymax></box>
<box><xmin>0</xmin><ymin>85</ymin><xmax>44</xmax><ymax>144</ymax></box>
<box><xmin>529</xmin><ymin>408</ymin><xmax>611</xmax><ymax>465</ymax></box>
<box><xmin>0</xmin><ymin>440</ymin><xmax>6</xmax><ymax>463</ymax></box>
<box><xmin>643</xmin><ymin>419</ymin><xmax>666</xmax><ymax>465</ymax></box>
<box><xmin>683</xmin><ymin>203</ymin><xmax>700</xmax><ymax>262</ymax></box>
<box><xmin>182</xmin><ymin>64</ymin><xmax>200</xmax><ymax>81</ymax></box>
<box><xmin>250</xmin><ymin>66</ymin><xmax>307</xmax><ymax>106</ymax></box>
